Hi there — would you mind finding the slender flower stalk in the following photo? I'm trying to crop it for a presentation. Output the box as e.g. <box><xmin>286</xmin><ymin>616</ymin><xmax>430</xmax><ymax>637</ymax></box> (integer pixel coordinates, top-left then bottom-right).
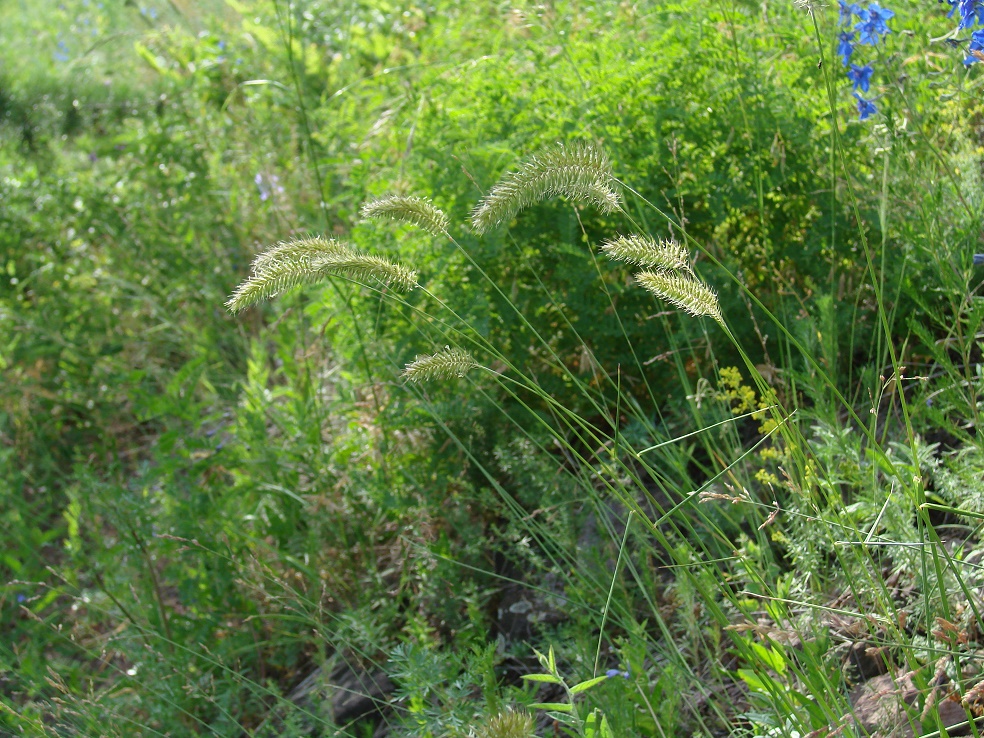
<box><xmin>837</xmin><ymin>1</ymin><xmax>892</xmax><ymax>119</ymax></box>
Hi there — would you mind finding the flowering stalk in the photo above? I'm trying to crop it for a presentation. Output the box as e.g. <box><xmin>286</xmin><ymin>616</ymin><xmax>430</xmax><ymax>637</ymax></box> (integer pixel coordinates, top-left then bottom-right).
<box><xmin>837</xmin><ymin>1</ymin><xmax>893</xmax><ymax>120</ymax></box>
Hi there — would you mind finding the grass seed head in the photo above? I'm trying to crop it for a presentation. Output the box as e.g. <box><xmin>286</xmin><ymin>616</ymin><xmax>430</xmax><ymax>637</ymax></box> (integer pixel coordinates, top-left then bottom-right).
<box><xmin>601</xmin><ymin>234</ymin><xmax>692</xmax><ymax>272</ymax></box>
<box><xmin>402</xmin><ymin>346</ymin><xmax>480</xmax><ymax>382</ymax></box>
<box><xmin>226</xmin><ymin>237</ymin><xmax>417</xmax><ymax>313</ymax></box>
<box><xmin>478</xmin><ymin>710</ymin><xmax>536</xmax><ymax>738</ymax></box>
<box><xmin>361</xmin><ymin>195</ymin><xmax>450</xmax><ymax>236</ymax></box>
<box><xmin>470</xmin><ymin>140</ymin><xmax>621</xmax><ymax>234</ymax></box>
<box><xmin>635</xmin><ymin>270</ymin><xmax>723</xmax><ymax>324</ymax></box>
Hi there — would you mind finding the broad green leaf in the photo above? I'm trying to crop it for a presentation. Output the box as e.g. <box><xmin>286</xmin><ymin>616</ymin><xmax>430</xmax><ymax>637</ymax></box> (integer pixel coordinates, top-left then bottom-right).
<box><xmin>521</xmin><ymin>673</ymin><xmax>563</xmax><ymax>684</ymax></box>
<box><xmin>584</xmin><ymin>709</ymin><xmax>600</xmax><ymax>738</ymax></box>
<box><xmin>570</xmin><ymin>675</ymin><xmax>610</xmax><ymax>694</ymax></box>
<box><xmin>530</xmin><ymin>702</ymin><xmax>573</xmax><ymax>712</ymax></box>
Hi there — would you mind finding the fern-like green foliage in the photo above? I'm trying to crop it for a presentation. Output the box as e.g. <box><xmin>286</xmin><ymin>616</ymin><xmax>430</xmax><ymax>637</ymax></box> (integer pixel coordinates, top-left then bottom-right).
<box><xmin>403</xmin><ymin>346</ymin><xmax>480</xmax><ymax>382</ymax></box>
<box><xmin>470</xmin><ymin>141</ymin><xmax>621</xmax><ymax>234</ymax></box>
<box><xmin>226</xmin><ymin>236</ymin><xmax>417</xmax><ymax>313</ymax></box>
<box><xmin>477</xmin><ymin>710</ymin><xmax>536</xmax><ymax>738</ymax></box>
<box><xmin>635</xmin><ymin>270</ymin><xmax>723</xmax><ymax>324</ymax></box>
<box><xmin>361</xmin><ymin>195</ymin><xmax>450</xmax><ymax>236</ymax></box>
<box><xmin>601</xmin><ymin>234</ymin><xmax>692</xmax><ymax>272</ymax></box>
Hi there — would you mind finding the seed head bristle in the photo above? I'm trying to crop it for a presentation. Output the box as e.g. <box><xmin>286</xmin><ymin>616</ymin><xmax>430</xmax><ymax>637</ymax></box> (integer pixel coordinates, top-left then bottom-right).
<box><xmin>226</xmin><ymin>238</ymin><xmax>417</xmax><ymax>313</ymax></box>
<box><xmin>477</xmin><ymin>710</ymin><xmax>536</xmax><ymax>738</ymax></box>
<box><xmin>361</xmin><ymin>195</ymin><xmax>450</xmax><ymax>236</ymax></box>
<box><xmin>250</xmin><ymin>235</ymin><xmax>347</xmax><ymax>274</ymax></box>
<box><xmin>470</xmin><ymin>141</ymin><xmax>621</xmax><ymax>234</ymax></box>
<box><xmin>601</xmin><ymin>234</ymin><xmax>692</xmax><ymax>272</ymax></box>
<box><xmin>402</xmin><ymin>346</ymin><xmax>480</xmax><ymax>382</ymax></box>
<box><xmin>635</xmin><ymin>270</ymin><xmax>723</xmax><ymax>324</ymax></box>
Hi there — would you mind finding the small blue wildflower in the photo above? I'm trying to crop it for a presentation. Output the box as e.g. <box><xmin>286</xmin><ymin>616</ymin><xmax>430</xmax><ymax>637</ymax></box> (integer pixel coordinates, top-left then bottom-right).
<box><xmin>605</xmin><ymin>669</ymin><xmax>630</xmax><ymax>679</ymax></box>
<box><xmin>17</xmin><ymin>594</ymin><xmax>26</xmax><ymax>603</ymax></box>
<box><xmin>855</xmin><ymin>3</ymin><xmax>894</xmax><ymax>44</ymax></box>
<box><xmin>839</xmin><ymin>1</ymin><xmax>863</xmax><ymax>24</ymax></box>
<box><xmin>255</xmin><ymin>173</ymin><xmax>284</xmax><ymax>201</ymax></box>
<box><xmin>54</xmin><ymin>39</ymin><xmax>70</xmax><ymax>63</ymax></box>
<box><xmin>838</xmin><ymin>31</ymin><xmax>856</xmax><ymax>65</ymax></box>
<box><xmin>973</xmin><ymin>254</ymin><xmax>984</xmax><ymax>265</ymax></box>
<box><xmin>218</xmin><ymin>40</ymin><xmax>227</xmax><ymax>50</ymax></box>
<box><xmin>952</xmin><ymin>0</ymin><xmax>984</xmax><ymax>29</ymax></box>
<box><xmin>847</xmin><ymin>63</ymin><xmax>874</xmax><ymax>91</ymax></box>
<box><xmin>966</xmin><ymin>28</ymin><xmax>984</xmax><ymax>65</ymax></box>
<box><xmin>854</xmin><ymin>92</ymin><xmax>878</xmax><ymax>120</ymax></box>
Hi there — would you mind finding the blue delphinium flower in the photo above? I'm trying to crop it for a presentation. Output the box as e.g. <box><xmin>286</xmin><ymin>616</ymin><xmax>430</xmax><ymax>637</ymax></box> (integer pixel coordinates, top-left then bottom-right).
<box><xmin>605</xmin><ymin>669</ymin><xmax>630</xmax><ymax>679</ymax></box>
<box><xmin>847</xmin><ymin>63</ymin><xmax>874</xmax><ymax>91</ymax></box>
<box><xmin>838</xmin><ymin>31</ymin><xmax>856</xmax><ymax>65</ymax></box>
<box><xmin>967</xmin><ymin>28</ymin><xmax>984</xmax><ymax>64</ymax></box>
<box><xmin>855</xmin><ymin>3</ymin><xmax>894</xmax><ymax>44</ymax></box>
<box><xmin>839</xmin><ymin>1</ymin><xmax>863</xmax><ymax>24</ymax></box>
<box><xmin>951</xmin><ymin>0</ymin><xmax>984</xmax><ymax>29</ymax></box>
<box><xmin>841</xmin><ymin>2</ymin><xmax>893</xmax><ymax>120</ymax></box>
<box><xmin>854</xmin><ymin>92</ymin><xmax>878</xmax><ymax>120</ymax></box>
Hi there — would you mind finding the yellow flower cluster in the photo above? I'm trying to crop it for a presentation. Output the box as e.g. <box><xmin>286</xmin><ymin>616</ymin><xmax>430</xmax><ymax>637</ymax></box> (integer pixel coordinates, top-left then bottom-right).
<box><xmin>716</xmin><ymin>366</ymin><xmax>785</xmax><ymax>488</ymax></box>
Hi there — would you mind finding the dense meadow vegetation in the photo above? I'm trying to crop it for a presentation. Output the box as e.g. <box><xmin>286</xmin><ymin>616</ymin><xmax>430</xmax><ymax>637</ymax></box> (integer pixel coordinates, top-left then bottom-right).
<box><xmin>2</xmin><ymin>0</ymin><xmax>983</xmax><ymax>735</ymax></box>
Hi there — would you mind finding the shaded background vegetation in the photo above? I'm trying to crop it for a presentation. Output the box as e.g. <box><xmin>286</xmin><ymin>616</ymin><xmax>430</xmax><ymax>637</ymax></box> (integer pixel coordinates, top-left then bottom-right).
<box><xmin>2</xmin><ymin>0</ymin><xmax>983</xmax><ymax>735</ymax></box>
